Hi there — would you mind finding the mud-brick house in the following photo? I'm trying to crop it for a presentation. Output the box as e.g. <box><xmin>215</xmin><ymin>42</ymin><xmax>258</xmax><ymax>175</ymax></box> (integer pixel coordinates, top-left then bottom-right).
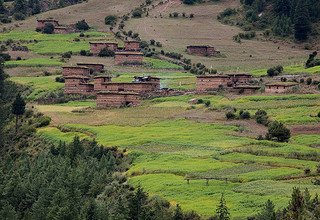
<box><xmin>37</xmin><ymin>19</ymin><xmax>59</xmax><ymax>29</ymax></box>
<box><xmin>96</xmin><ymin>82</ymin><xmax>159</xmax><ymax>94</ymax></box>
<box><xmin>64</xmin><ymin>76</ymin><xmax>94</xmax><ymax>95</ymax></box>
<box><xmin>77</xmin><ymin>63</ymin><xmax>105</xmax><ymax>73</ymax></box>
<box><xmin>93</xmin><ymin>75</ymin><xmax>112</xmax><ymax>91</ymax></box>
<box><xmin>89</xmin><ymin>42</ymin><xmax>118</xmax><ymax>55</ymax></box>
<box><xmin>133</xmin><ymin>76</ymin><xmax>161</xmax><ymax>90</ymax></box>
<box><xmin>96</xmin><ymin>91</ymin><xmax>140</xmax><ymax>108</ymax></box>
<box><xmin>233</xmin><ymin>85</ymin><xmax>260</xmax><ymax>94</ymax></box>
<box><xmin>196</xmin><ymin>75</ymin><xmax>231</xmax><ymax>91</ymax></box>
<box><xmin>265</xmin><ymin>83</ymin><xmax>299</xmax><ymax>93</ymax></box>
<box><xmin>53</xmin><ymin>26</ymin><xmax>74</xmax><ymax>34</ymax></box>
<box><xmin>186</xmin><ymin>45</ymin><xmax>219</xmax><ymax>56</ymax></box>
<box><xmin>114</xmin><ymin>51</ymin><xmax>144</xmax><ymax>65</ymax></box>
<box><xmin>124</xmin><ymin>40</ymin><xmax>141</xmax><ymax>51</ymax></box>
<box><xmin>62</xmin><ymin>66</ymin><xmax>91</xmax><ymax>77</ymax></box>
<box><xmin>227</xmin><ymin>73</ymin><xmax>253</xmax><ymax>84</ymax></box>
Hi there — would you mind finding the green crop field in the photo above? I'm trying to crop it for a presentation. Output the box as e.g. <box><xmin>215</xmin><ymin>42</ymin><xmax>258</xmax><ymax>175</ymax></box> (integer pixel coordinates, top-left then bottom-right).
<box><xmin>5</xmin><ymin>58</ymin><xmax>63</xmax><ymax>67</ymax></box>
<box><xmin>251</xmin><ymin>64</ymin><xmax>320</xmax><ymax>76</ymax></box>
<box><xmin>11</xmin><ymin>75</ymin><xmax>64</xmax><ymax>100</ymax></box>
<box><xmin>144</xmin><ymin>57</ymin><xmax>183</xmax><ymax>70</ymax></box>
<box><xmin>37</xmin><ymin>92</ymin><xmax>320</xmax><ymax>218</ymax></box>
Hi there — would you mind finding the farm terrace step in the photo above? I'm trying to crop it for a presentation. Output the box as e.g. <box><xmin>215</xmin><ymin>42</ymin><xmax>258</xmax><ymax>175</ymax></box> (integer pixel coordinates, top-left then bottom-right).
<box><xmin>186</xmin><ymin>45</ymin><xmax>220</xmax><ymax>56</ymax></box>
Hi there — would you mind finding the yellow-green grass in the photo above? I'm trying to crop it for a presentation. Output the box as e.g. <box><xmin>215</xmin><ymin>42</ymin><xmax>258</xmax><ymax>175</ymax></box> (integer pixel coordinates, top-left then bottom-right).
<box><xmin>5</xmin><ymin>58</ymin><xmax>63</xmax><ymax>67</ymax></box>
<box><xmin>0</xmin><ymin>30</ymin><xmax>115</xmax><ymax>54</ymax></box>
<box><xmin>37</xmin><ymin>127</ymin><xmax>90</xmax><ymax>143</ymax></box>
<box><xmin>292</xmin><ymin>134</ymin><xmax>320</xmax><ymax>147</ymax></box>
<box><xmin>251</xmin><ymin>64</ymin><xmax>320</xmax><ymax>76</ymax></box>
<box><xmin>11</xmin><ymin>75</ymin><xmax>64</xmax><ymax>100</ymax></box>
<box><xmin>144</xmin><ymin>57</ymin><xmax>183</xmax><ymax>70</ymax></box>
<box><xmin>55</xmin><ymin>100</ymin><xmax>96</xmax><ymax>108</ymax></box>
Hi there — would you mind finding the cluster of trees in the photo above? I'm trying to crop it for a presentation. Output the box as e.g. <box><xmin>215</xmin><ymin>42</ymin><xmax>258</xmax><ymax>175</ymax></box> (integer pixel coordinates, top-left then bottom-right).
<box><xmin>240</xmin><ymin>0</ymin><xmax>320</xmax><ymax>41</ymax></box>
<box><xmin>306</xmin><ymin>51</ymin><xmax>320</xmax><ymax>68</ymax></box>
<box><xmin>0</xmin><ymin>0</ymin><xmax>83</xmax><ymax>23</ymax></box>
<box><xmin>253</xmin><ymin>188</ymin><xmax>320</xmax><ymax>219</ymax></box>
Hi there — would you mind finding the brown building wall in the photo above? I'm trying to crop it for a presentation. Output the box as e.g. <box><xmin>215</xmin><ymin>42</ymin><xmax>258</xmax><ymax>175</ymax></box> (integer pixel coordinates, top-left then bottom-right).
<box><xmin>37</xmin><ymin>20</ymin><xmax>59</xmax><ymax>29</ymax></box>
<box><xmin>187</xmin><ymin>46</ymin><xmax>217</xmax><ymax>56</ymax></box>
<box><xmin>62</xmin><ymin>67</ymin><xmax>91</xmax><ymax>77</ymax></box>
<box><xmin>64</xmin><ymin>78</ymin><xmax>94</xmax><ymax>94</ymax></box>
<box><xmin>125</xmin><ymin>41</ymin><xmax>140</xmax><ymax>51</ymax></box>
<box><xmin>94</xmin><ymin>77</ymin><xmax>112</xmax><ymax>91</ymax></box>
<box><xmin>77</xmin><ymin>63</ymin><xmax>104</xmax><ymax>72</ymax></box>
<box><xmin>96</xmin><ymin>93</ymin><xmax>140</xmax><ymax>108</ymax></box>
<box><xmin>98</xmin><ymin>82</ymin><xmax>158</xmax><ymax>93</ymax></box>
<box><xmin>54</xmin><ymin>27</ymin><xmax>74</xmax><ymax>34</ymax></box>
<box><xmin>115</xmin><ymin>54</ymin><xmax>143</xmax><ymax>65</ymax></box>
<box><xmin>265</xmin><ymin>85</ymin><xmax>296</xmax><ymax>93</ymax></box>
<box><xmin>196</xmin><ymin>76</ymin><xmax>231</xmax><ymax>91</ymax></box>
<box><xmin>228</xmin><ymin>74</ymin><xmax>252</xmax><ymax>84</ymax></box>
<box><xmin>90</xmin><ymin>43</ymin><xmax>118</xmax><ymax>55</ymax></box>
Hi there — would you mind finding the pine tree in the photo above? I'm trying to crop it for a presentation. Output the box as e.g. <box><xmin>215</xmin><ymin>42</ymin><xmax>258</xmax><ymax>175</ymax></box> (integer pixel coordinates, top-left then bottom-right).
<box><xmin>128</xmin><ymin>185</ymin><xmax>148</xmax><ymax>220</ymax></box>
<box><xmin>13</xmin><ymin>0</ymin><xmax>27</xmax><ymax>14</ymax></box>
<box><xmin>272</xmin><ymin>15</ymin><xmax>292</xmax><ymax>37</ymax></box>
<box><xmin>215</xmin><ymin>193</ymin><xmax>230</xmax><ymax>220</ymax></box>
<box><xmin>288</xmin><ymin>187</ymin><xmax>305</xmax><ymax>219</ymax></box>
<box><xmin>173</xmin><ymin>204</ymin><xmax>184</xmax><ymax>220</ymax></box>
<box><xmin>11</xmin><ymin>93</ymin><xmax>25</xmax><ymax>132</ymax></box>
<box><xmin>294</xmin><ymin>0</ymin><xmax>311</xmax><ymax>41</ymax></box>
<box><xmin>256</xmin><ymin>200</ymin><xmax>276</xmax><ymax>220</ymax></box>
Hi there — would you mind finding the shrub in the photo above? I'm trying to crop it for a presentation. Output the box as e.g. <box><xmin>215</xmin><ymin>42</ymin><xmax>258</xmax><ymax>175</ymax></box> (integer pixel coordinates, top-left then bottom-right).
<box><xmin>304</xmin><ymin>168</ymin><xmax>311</xmax><ymax>175</ymax></box>
<box><xmin>80</xmin><ymin>50</ymin><xmax>88</xmax><ymax>56</ymax></box>
<box><xmin>183</xmin><ymin>0</ymin><xmax>197</xmax><ymax>5</ymax></box>
<box><xmin>75</xmin><ymin>20</ymin><xmax>90</xmax><ymax>31</ymax></box>
<box><xmin>266</xmin><ymin>121</ymin><xmax>291</xmax><ymax>142</ymax></box>
<box><xmin>150</xmin><ymin>39</ymin><xmax>155</xmax><ymax>45</ymax></box>
<box><xmin>226</xmin><ymin>111</ymin><xmax>236</xmax><ymax>120</ymax></box>
<box><xmin>79</xmin><ymin>33</ymin><xmax>85</xmax><ymax>37</ymax></box>
<box><xmin>306</xmin><ymin>78</ymin><xmax>312</xmax><ymax>85</ymax></box>
<box><xmin>173</xmin><ymin>12</ymin><xmax>179</xmax><ymax>18</ymax></box>
<box><xmin>156</xmin><ymin>42</ymin><xmax>162</xmax><ymax>47</ymax></box>
<box><xmin>105</xmin><ymin>15</ymin><xmax>117</xmax><ymax>25</ymax></box>
<box><xmin>55</xmin><ymin>76</ymin><xmax>65</xmax><ymax>83</ymax></box>
<box><xmin>62</xmin><ymin>51</ymin><xmax>72</xmax><ymax>58</ymax></box>
<box><xmin>16</xmin><ymin>56</ymin><xmax>22</xmax><ymax>60</ymax></box>
<box><xmin>35</xmin><ymin>116</ymin><xmax>51</xmax><ymax>128</ymax></box>
<box><xmin>267</xmin><ymin>65</ymin><xmax>283</xmax><ymax>77</ymax></box>
<box><xmin>42</xmin><ymin>23</ymin><xmax>54</xmax><ymax>34</ymax></box>
<box><xmin>13</xmin><ymin>12</ymin><xmax>25</xmax><ymax>20</ymax></box>
<box><xmin>204</xmin><ymin>100</ymin><xmax>211</xmax><ymax>107</ymax></box>
<box><xmin>239</xmin><ymin>111</ymin><xmax>251</xmax><ymax>119</ymax></box>
<box><xmin>317</xmin><ymin>112</ymin><xmax>320</xmax><ymax>118</ymax></box>
<box><xmin>218</xmin><ymin>8</ymin><xmax>237</xmax><ymax>19</ymax></box>
<box><xmin>255</xmin><ymin>110</ymin><xmax>269</xmax><ymax>126</ymax></box>
<box><xmin>132</xmin><ymin>8</ymin><xmax>143</xmax><ymax>18</ymax></box>
<box><xmin>0</xmin><ymin>53</ymin><xmax>11</xmax><ymax>61</ymax></box>
<box><xmin>98</xmin><ymin>48</ymin><xmax>115</xmax><ymax>57</ymax></box>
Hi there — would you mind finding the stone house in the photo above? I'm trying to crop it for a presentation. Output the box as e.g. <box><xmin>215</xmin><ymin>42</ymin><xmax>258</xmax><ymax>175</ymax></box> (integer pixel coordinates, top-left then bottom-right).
<box><xmin>37</xmin><ymin>19</ymin><xmax>59</xmax><ymax>29</ymax></box>
<box><xmin>96</xmin><ymin>91</ymin><xmax>140</xmax><ymax>108</ymax></box>
<box><xmin>89</xmin><ymin>42</ymin><xmax>118</xmax><ymax>55</ymax></box>
<box><xmin>95</xmin><ymin>82</ymin><xmax>159</xmax><ymax>94</ymax></box>
<box><xmin>114</xmin><ymin>51</ymin><xmax>144</xmax><ymax>65</ymax></box>
<box><xmin>62</xmin><ymin>66</ymin><xmax>91</xmax><ymax>77</ymax></box>
<box><xmin>93</xmin><ymin>75</ymin><xmax>112</xmax><ymax>91</ymax></box>
<box><xmin>64</xmin><ymin>75</ymin><xmax>94</xmax><ymax>94</ymax></box>
<box><xmin>233</xmin><ymin>85</ymin><xmax>260</xmax><ymax>94</ymax></box>
<box><xmin>265</xmin><ymin>83</ymin><xmax>299</xmax><ymax>93</ymax></box>
<box><xmin>133</xmin><ymin>76</ymin><xmax>161</xmax><ymax>90</ymax></box>
<box><xmin>124</xmin><ymin>40</ymin><xmax>141</xmax><ymax>51</ymax></box>
<box><xmin>227</xmin><ymin>73</ymin><xmax>253</xmax><ymax>84</ymax></box>
<box><xmin>196</xmin><ymin>75</ymin><xmax>231</xmax><ymax>91</ymax></box>
<box><xmin>186</xmin><ymin>45</ymin><xmax>219</xmax><ymax>56</ymax></box>
<box><xmin>77</xmin><ymin>63</ymin><xmax>105</xmax><ymax>73</ymax></box>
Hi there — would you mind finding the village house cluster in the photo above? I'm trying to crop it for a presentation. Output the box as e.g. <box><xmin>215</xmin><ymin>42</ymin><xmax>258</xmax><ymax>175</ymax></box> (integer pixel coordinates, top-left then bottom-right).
<box><xmin>37</xmin><ymin>19</ymin><xmax>76</xmax><ymax>34</ymax></box>
<box><xmin>89</xmin><ymin>40</ymin><xmax>144</xmax><ymax>65</ymax></box>
<box><xmin>63</xmin><ymin>64</ymin><xmax>160</xmax><ymax>107</ymax></box>
<box><xmin>196</xmin><ymin>73</ymin><xmax>299</xmax><ymax>94</ymax></box>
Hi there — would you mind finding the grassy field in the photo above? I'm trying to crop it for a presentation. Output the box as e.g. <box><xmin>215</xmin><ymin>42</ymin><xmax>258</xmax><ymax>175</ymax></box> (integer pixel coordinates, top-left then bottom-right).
<box><xmin>144</xmin><ymin>57</ymin><xmax>183</xmax><ymax>70</ymax></box>
<box><xmin>37</xmin><ymin>93</ymin><xmax>320</xmax><ymax>219</ymax></box>
<box><xmin>11</xmin><ymin>75</ymin><xmax>64</xmax><ymax>100</ymax></box>
<box><xmin>5</xmin><ymin>58</ymin><xmax>63</xmax><ymax>67</ymax></box>
<box><xmin>251</xmin><ymin>64</ymin><xmax>320</xmax><ymax>76</ymax></box>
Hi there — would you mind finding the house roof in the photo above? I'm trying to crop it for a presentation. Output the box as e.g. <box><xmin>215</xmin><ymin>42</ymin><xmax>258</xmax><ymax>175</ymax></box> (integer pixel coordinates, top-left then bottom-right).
<box><xmin>227</xmin><ymin>73</ymin><xmax>252</xmax><ymax>77</ymax></box>
<box><xmin>89</xmin><ymin>41</ymin><xmax>118</xmax><ymax>44</ymax></box>
<box><xmin>97</xmin><ymin>91</ymin><xmax>139</xmax><ymax>95</ymax></box>
<box><xmin>233</xmin><ymin>85</ymin><xmax>260</xmax><ymax>89</ymax></box>
<box><xmin>94</xmin><ymin>75</ymin><xmax>112</xmax><ymax>79</ymax></box>
<box><xmin>62</xmin><ymin>66</ymin><xmax>89</xmax><ymax>69</ymax></box>
<box><xmin>64</xmin><ymin>75</ymin><xmax>90</xmax><ymax>79</ymax></box>
<box><xmin>77</xmin><ymin>63</ymin><xmax>105</xmax><ymax>67</ymax></box>
<box><xmin>115</xmin><ymin>51</ymin><xmax>144</xmax><ymax>55</ymax></box>
<box><xmin>196</xmin><ymin>74</ymin><xmax>230</xmax><ymax>78</ymax></box>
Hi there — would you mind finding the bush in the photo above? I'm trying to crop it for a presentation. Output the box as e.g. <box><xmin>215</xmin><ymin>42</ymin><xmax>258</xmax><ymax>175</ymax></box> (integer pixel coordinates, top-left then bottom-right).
<box><xmin>266</xmin><ymin>121</ymin><xmax>291</xmax><ymax>142</ymax></box>
<box><xmin>55</xmin><ymin>76</ymin><xmax>65</xmax><ymax>83</ymax></box>
<box><xmin>16</xmin><ymin>56</ymin><xmax>22</xmax><ymax>61</ymax></box>
<box><xmin>183</xmin><ymin>0</ymin><xmax>197</xmax><ymax>5</ymax></box>
<box><xmin>75</xmin><ymin>20</ymin><xmax>90</xmax><ymax>31</ymax></box>
<box><xmin>150</xmin><ymin>39</ymin><xmax>155</xmax><ymax>45</ymax></box>
<box><xmin>226</xmin><ymin>111</ymin><xmax>236</xmax><ymax>120</ymax></box>
<box><xmin>98</xmin><ymin>48</ymin><xmax>115</xmax><ymax>57</ymax></box>
<box><xmin>105</xmin><ymin>15</ymin><xmax>117</xmax><ymax>25</ymax></box>
<box><xmin>35</xmin><ymin>116</ymin><xmax>51</xmax><ymax>128</ymax></box>
<box><xmin>173</xmin><ymin>12</ymin><xmax>179</xmax><ymax>18</ymax></box>
<box><xmin>255</xmin><ymin>110</ymin><xmax>269</xmax><ymax>126</ymax></box>
<box><xmin>132</xmin><ymin>8</ymin><xmax>143</xmax><ymax>18</ymax></box>
<box><xmin>0</xmin><ymin>53</ymin><xmax>11</xmax><ymax>61</ymax></box>
<box><xmin>267</xmin><ymin>65</ymin><xmax>283</xmax><ymax>77</ymax></box>
<box><xmin>80</xmin><ymin>50</ymin><xmax>88</xmax><ymax>56</ymax></box>
<box><xmin>13</xmin><ymin>12</ymin><xmax>25</xmax><ymax>21</ymax></box>
<box><xmin>204</xmin><ymin>100</ymin><xmax>211</xmax><ymax>107</ymax></box>
<box><xmin>239</xmin><ymin>111</ymin><xmax>251</xmax><ymax>119</ymax></box>
<box><xmin>306</xmin><ymin>78</ymin><xmax>312</xmax><ymax>85</ymax></box>
<box><xmin>317</xmin><ymin>112</ymin><xmax>320</xmax><ymax>118</ymax></box>
<box><xmin>62</xmin><ymin>51</ymin><xmax>72</xmax><ymax>58</ymax></box>
<box><xmin>42</xmin><ymin>23</ymin><xmax>54</xmax><ymax>34</ymax></box>
<box><xmin>218</xmin><ymin>8</ymin><xmax>237</xmax><ymax>19</ymax></box>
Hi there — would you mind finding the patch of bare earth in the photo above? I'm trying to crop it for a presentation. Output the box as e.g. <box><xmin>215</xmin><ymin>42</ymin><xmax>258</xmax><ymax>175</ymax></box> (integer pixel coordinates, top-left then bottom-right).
<box><xmin>289</xmin><ymin>124</ymin><xmax>320</xmax><ymax>135</ymax></box>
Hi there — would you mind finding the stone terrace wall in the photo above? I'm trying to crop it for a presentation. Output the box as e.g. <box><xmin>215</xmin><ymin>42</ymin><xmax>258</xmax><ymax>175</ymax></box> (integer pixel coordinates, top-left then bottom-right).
<box><xmin>96</xmin><ymin>93</ymin><xmax>140</xmax><ymax>108</ymax></box>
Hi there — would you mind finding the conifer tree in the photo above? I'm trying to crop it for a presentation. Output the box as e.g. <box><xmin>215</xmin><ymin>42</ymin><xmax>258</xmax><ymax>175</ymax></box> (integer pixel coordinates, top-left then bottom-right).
<box><xmin>128</xmin><ymin>185</ymin><xmax>148</xmax><ymax>220</ymax></box>
<box><xmin>256</xmin><ymin>200</ymin><xmax>276</xmax><ymax>220</ymax></box>
<box><xmin>294</xmin><ymin>0</ymin><xmax>311</xmax><ymax>41</ymax></box>
<box><xmin>173</xmin><ymin>204</ymin><xmax>184</xmax><ymax>220</ymax></box>
<box><xmin>288</xmin><ymin>187</ymin><xmax>305</xmax><ymax>219</ymax></box>
<box><xmin>215</xmin><ymin>193</ymin><xmax>230</xmax><ymax>220</ymax></box>
<box><xmin>11</xmin><ymin>93</ymin><xmax>25</xmax><ymax>132</ymax></box>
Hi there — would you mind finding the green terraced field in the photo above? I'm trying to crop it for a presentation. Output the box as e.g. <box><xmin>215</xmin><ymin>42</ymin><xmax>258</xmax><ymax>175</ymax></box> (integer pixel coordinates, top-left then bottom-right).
<box><xmin>5</xmin><ymin>58</ymin><xmax>63</xmax><ymax>67</ymax></box>
<box><xmin>251</xmin><ymin>64</ymin><xmax>320</xmax><ymax>76</ymax></box>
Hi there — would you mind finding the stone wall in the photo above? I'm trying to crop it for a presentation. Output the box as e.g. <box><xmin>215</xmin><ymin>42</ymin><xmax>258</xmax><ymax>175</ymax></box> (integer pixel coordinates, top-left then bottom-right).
<box><xmin>64</xmin><ymin>77</ymin><xmax>94</xmax><ymax>94</ymax></box>
<box><xmin>196</xmin><ymin>76</ymin><xmax>231</xmax><ymax>91</ymax></box>
<box><xmin>93</xmin><ymin>76</ymin><xmax>112</xmax><ymax>91</ymax></box>
<box><xmin>77</xmin><ymin>63</ymin><xmax>105</xmax><ymax>73</ymax></box>
<box><xmin>124</xmin><ymin>41</ymin><xmax>140</xmax><ymax>51</ymax></box>
<box><xmin>265</xmin><ymin>85</ymin><xmax>296</xmax><ymax>93</ymax></box>
<box><xmin>62</xmin><ymin>67</ymin><xmax>91</xmax><ymax>77</ymax></box>
<box><xmin>114</xmin><ymin>53</ymin><xmax>143</xmax><ymax>65</ymax></box>
<box><xmin>98</xmin><ymin>82</ymin><xmax>159</xmax><ymax>93</ymax></box>
<box><xmin>187</xmin><ymin>46</ymin><xmax>218</xmax><ymax>56</ymax></box>
<box><xmin>96</xmin><ymin>92</ymin><xmax>140</xmax><ymax>108</ymax></box>
<box><xmin>90</xmin><ymin>42</ymin><xmax>118</xmax><ymax>55</ymax></box>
